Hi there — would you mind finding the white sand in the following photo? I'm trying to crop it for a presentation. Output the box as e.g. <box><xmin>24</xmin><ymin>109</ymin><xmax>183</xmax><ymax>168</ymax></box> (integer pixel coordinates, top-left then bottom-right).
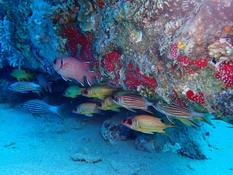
<box><xmin>0</xmin><ymin>104</ymin><xmax>233</xmax><ymax>175</ymax></box>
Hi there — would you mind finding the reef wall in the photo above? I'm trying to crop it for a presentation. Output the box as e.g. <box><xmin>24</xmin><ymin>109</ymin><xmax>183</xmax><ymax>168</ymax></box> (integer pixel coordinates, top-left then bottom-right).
<box><xmin>0</xmin><ymin>0</ymin><xmax>232</xmax><ymax>118</ymax></box>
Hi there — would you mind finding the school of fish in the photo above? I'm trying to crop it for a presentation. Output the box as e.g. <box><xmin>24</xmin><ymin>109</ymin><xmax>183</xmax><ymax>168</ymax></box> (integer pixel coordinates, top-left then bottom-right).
<box><xmin>7</xmin><ymin>56</ymin><xmax>216</xmax><ymax>135</ymax></box>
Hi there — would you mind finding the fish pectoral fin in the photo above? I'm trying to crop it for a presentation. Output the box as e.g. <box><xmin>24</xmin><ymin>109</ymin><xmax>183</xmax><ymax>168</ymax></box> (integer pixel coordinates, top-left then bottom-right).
<box><xmin>112</xmin><ymin>108</ymin><xmax>120</xmax><ymax>112</ymax></box>
<box><xmin>35</xmin><ymin>90</ymin><xmax>42</xmax><ymax>96</ymax></box>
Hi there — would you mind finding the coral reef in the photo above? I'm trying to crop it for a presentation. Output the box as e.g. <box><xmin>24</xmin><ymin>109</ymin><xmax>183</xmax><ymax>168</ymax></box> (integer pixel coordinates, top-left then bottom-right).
<box><xmin>100</xmin><ymin>116</ymin><xmax>134</xmax><ymax>144</ymax></box>
<box><xmin>28</xmin><ymin>0</ymin><xmax>65</xmax><ymax>74</ymax></box>
<box><xmin>0</xmin><ymin>17</ymin><xmax>24</xmax><ymax>68</ymax></box>
<box><xmin>0</xmin><ymin>0</ymin><xmax>233</xmax><ymax>116</ymax></box>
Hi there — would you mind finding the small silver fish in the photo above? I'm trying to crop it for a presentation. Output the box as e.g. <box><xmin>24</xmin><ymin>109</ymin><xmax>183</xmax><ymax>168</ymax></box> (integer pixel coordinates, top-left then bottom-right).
<box><xmin>8</xmin><ymin>81</ymin><xmax>42</xmax><ymax>94</ymax></box>
<box><xmin>19</xmin><ymin>99</ymin><xmax>62</xmax><ymax>116</ymax></box>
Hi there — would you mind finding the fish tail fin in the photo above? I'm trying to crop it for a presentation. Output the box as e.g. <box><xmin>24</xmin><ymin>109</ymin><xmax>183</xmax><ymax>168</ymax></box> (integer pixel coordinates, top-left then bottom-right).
<box><xmin>192</xmin><ymin>111</ymin><xmax>213</xmax><ymax>125</ymax></box>
<box><xmin>112</xmin><ymin>108</ymin><xmax>121</xmax><ymax>112</ymax></box>
<box><xmin>51</xmin><ymin>104</ymin><xmax>68</xmax><ymax>120</ymax></box>
<box><xmin>85</xmin><ymin>114</ymin><xmax>94</xmax><ymax>117</ymax></box>
<box><xmin>193</xmin><ymin>113</ymin><xmax>213</xmax><ymax>126</ymax></box>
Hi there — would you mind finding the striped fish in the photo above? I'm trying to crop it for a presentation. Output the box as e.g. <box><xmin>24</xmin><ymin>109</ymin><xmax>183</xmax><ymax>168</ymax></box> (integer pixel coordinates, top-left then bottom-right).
<box><xmin>18</xmin><ymin>99</ymin><xmax>61</xmax><ymax>116</ymax></box>
<box><xmin>8</xmin><ymin>81</ymin><xmax>42</xmax><ymax>94</ymax></box>
<box><xmin>155</xmin><ymin>102</ymin><xmax>212</xmax><ymax>126</ymax></box>
<box><xmin>113</xmin><ymin>95</ymin><xmax>155</xmax><ymax>113</ymax></box>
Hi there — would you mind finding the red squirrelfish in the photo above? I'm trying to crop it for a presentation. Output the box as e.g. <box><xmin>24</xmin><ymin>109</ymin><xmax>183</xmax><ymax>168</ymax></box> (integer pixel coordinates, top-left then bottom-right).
<box><xmin>113</xmin><ymin>94</ymin><xmax>155</xmax><ymax>113</ymax></box>
<box><xmin>122</xmin><ymin>115</ymin><xmax>173</xmax><ymax>134</ymax></box>
<box><xmin>53</xmin><ymin>57</ymin><xmax>96</xmax><ymax>86</ymax></box>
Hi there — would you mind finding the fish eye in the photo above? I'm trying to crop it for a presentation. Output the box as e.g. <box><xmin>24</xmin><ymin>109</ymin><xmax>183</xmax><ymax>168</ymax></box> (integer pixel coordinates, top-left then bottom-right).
<box><xmin>83</xmin><ymin>89</ymin><xmax>88</xmax><ymax>95</ymax></box>
<box><xmin>127</xmin><ymin>119</ymin><xmax>132</xmax><ymax>125</ymax></box>
<box><xmin>112</xmin><ymin>96</ymin><xmax>118</xmax><ymax>101</ymax></box>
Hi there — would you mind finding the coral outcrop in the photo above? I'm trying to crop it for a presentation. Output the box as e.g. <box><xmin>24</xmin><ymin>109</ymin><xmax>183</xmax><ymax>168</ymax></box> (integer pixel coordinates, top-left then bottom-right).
<box><xmin>0</xmin><ymin>0</ymin><xmax>232</xmax><ymax>118</ymax></box>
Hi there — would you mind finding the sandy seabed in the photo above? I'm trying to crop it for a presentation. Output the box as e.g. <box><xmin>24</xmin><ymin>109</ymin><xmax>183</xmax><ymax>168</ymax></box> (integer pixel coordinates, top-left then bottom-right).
<box><xmin>0</xmin><ymin>104</ymin><xmax>233</xmax><ymax>175</ymax></box>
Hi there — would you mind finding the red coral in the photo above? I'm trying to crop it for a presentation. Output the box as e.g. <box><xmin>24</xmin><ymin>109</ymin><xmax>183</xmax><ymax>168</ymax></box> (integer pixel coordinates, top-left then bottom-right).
<box><xmin>177</xmin><ymin>55</ymin><xmax>209</xmax><ymax>74</ymax></box>
<box><xmin>214</xmin><ymin>61</ymin><xmax>233</xmax><ymax>88</ymax></box>
<box><xmin>63</xmin><ymin>26</ymin><xmax>94</xmax><ymax>61</ymax></box>
<box><xmin>186</xmin><ymin>90</ymin><xmax>205</xmax><ymax>105</ymax></box>
<box><xmin>177</xmin><ymin>55</ymin><xmax>190</xmax><ymax>66</ymax></box>
<box><xmin>189</xmin><ymin>57</ymin><xmax>209</xmax><ymax>68</ymax></box>
<box><xmin>124</xmin><ymin>63</ymin><xmax>157</xmax><ymax>90</ymax></box>
<box><xmin>170</xmin><ymin>43</ymin><xmax>178</xmax><ymax>59</ymax></box>
<box><xmin>102</xmin><ymin>51</ymin><xmax>121</xmax><ymax>72</ymax></box>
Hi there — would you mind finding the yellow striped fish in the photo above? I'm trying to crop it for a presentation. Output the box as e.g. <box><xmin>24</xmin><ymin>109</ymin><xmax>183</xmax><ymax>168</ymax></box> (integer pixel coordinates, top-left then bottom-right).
<box><xmin>112</xmin><ymin>94</ymin><xmax>155</xmax><ymax>113</ymax></box>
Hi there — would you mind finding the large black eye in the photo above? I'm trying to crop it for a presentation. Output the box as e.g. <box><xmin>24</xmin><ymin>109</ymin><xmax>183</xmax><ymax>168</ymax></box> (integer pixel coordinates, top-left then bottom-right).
<box><xmin>127</xmin><ymin>119</ymin><xmax>132</xmax><ymax>125</ymax></box>
<box><xmin>83</xmin><ymin>89</ymin><xmax>88</xmax><ymax>95</ymax></box>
